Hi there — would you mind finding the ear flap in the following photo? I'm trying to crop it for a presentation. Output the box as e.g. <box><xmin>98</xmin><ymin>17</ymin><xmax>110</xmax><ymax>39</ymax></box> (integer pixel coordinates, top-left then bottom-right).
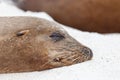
<box><xmin>16</xmin><ymin>30</ymin><xmax>29</xmax><ymax>37</ymax></box>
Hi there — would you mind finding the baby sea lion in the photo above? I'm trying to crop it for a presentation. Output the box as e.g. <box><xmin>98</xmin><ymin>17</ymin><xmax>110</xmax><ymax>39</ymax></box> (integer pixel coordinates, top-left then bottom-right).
<box><xmin>0</xmin><ymin>17</ymin><xmax>93</xmax><ymax>73</ymax></box>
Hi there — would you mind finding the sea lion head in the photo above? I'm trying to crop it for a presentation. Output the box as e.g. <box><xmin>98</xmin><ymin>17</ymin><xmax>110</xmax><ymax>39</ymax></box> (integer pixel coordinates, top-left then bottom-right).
<box><xmin>43</xmin><ymin>29</ymin><xmax>93</xmax><ymax>68</ymax></box>
<box><xmin>0</xmin><ymin>17</ymin><xmax>93</xmax><ymax>73</ymax></box>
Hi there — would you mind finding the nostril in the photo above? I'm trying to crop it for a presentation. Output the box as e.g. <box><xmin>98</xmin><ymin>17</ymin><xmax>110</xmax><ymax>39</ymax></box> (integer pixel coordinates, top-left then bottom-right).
<box><xmin>82</xmin><ymin>47</ymin><xmax>93</xmax><ymax>59</ymax></box>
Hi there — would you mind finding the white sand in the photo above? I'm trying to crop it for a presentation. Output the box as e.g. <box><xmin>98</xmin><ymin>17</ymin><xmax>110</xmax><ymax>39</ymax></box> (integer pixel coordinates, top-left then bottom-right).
<box><xmin>0</xmin><ymin>1</ymin><xmax>120</xmax><ymax>80</ymax></box>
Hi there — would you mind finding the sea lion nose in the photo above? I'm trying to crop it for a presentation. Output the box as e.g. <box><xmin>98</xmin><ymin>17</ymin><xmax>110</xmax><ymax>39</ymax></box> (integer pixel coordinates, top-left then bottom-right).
<box><xmin>82</xmin><ymin>47</ymin><xmax>93</xmax><ymax>60</ymax></box>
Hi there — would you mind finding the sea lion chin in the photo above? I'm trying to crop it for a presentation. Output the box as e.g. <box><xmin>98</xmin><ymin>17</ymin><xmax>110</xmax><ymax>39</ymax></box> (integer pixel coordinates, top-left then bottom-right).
<box><xmin>0</xmin><ymin>17</ymin><xmax>93</xmax><ymax>73</ymax></box>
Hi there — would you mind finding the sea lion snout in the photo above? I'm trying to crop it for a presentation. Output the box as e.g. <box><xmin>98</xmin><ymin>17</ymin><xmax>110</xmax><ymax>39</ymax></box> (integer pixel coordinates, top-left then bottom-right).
<box><xmin>49</xmin><ymin>45</ymin><xmax>93</xmax><ymax>67</ymax></box>
<box><xmin>81</xmin><ymin>47</ymin><xmax>93</xmax><ymax>60</ymax></box>
<box><xmin>48</xmin><ymin>36</ymin><xmax>93</xmax><ymax>67</ymax></box>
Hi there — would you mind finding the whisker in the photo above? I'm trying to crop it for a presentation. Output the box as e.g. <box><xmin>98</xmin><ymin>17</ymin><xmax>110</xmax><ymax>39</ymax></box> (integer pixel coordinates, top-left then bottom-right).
<box><xmin>40</xmin><ymin>59</ymin><xmax>53</xmax><ymax>69</ymax></box>
<box><xmin>67</xmin><ymin>54</ymin><xmax>76</xmax><ymax>60</ymax></box>
<box><xmin>71</xmin><ymin>55</ymin><xmax>84</xmax><ymax>63</ymax></box>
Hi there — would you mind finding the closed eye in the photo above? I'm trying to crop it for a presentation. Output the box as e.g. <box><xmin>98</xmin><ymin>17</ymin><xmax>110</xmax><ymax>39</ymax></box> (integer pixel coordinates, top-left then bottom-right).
<box><xmin>49</xmin><ymin>32</ymin><xmax>65</xmax><ymax>42</ymax></box>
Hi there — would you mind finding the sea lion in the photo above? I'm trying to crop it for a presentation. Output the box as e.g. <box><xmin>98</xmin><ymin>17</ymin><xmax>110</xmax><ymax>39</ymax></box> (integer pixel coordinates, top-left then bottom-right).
<box><xmin>0</xmin><ymin>17</ymin><xmax>93</xmax><ymax>73</ymax></box>
<box><xmin>13</xmin><ymin>0</ymin><xmax>120</xmax><ymax>33</ymax></box>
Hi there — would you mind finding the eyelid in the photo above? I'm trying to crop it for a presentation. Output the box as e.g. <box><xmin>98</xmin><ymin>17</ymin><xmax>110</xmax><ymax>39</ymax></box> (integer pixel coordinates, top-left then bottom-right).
<box><xmin>49</xmin><ymin>32</ymin><xmax>65</xmax><ymax>42</ymax></box>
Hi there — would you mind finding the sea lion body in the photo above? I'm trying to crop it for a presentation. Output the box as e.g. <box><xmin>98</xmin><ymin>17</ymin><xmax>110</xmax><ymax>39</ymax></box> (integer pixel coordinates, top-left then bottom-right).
<box><xmin>14</xmin><ymin>0</ymin><xmax>120</xmax><ymax>33</ymax></box>
<box><xmin>0</xmin><ymin>17</ymin><xmax>92</xmax><ymax>73</ymax></box>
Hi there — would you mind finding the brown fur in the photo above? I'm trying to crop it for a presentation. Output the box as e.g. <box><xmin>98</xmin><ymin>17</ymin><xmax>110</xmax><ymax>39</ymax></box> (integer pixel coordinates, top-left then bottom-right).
<box><xmin>0</xmin><ymin>17</ymin><xmax>92</xmax><ymax>73</ymax></box>
<box><xmin>14</xmin><ymin>0</ymin><xmax>120</xmax><ymax>33</ymax></box>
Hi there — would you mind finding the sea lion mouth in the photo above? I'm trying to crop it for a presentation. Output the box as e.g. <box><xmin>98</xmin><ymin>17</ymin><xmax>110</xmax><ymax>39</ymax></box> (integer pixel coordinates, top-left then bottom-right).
<box><xmin>51</xmin><ymin>47</ymin><xmax>93</xmax><ymax>66</ymax></box>
<box><xmin>40</xmin><ymin>48</ymin><xmax>93</xmax><ymax>69</ymax></box>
